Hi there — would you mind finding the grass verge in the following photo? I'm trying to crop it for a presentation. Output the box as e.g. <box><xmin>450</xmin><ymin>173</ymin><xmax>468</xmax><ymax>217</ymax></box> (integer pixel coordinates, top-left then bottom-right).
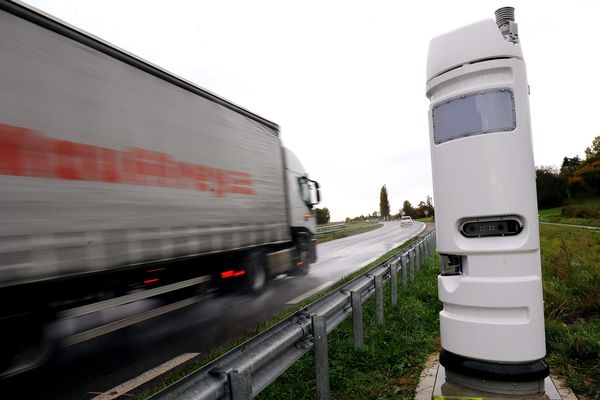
<box><xmin>539</xmin><ymin>197</ymin><xmax>600</xmax><ymax>227</ymax></box>
<box><xmin>540</xmin><ymin>224</ymin><xmax>600</xmax><ymax>399</ymax></box>
<box><xmin>257</xmin><ymin>253</ymin><xmax>441</xmax><ymax>400</ymax></box>
<box><xmin>140</xmin><ymin>234</ymin><xmax>424</xmax><ymax>399</ymax></box>
<box><xmin>317</xmin><ymin>223</ymin><xmax>383</xmax><ymax>243</ymax></box>
<box><xmin>415</xmin><ymin>217</ymin><xmax>435</xmax><ymax>223</ymax></box>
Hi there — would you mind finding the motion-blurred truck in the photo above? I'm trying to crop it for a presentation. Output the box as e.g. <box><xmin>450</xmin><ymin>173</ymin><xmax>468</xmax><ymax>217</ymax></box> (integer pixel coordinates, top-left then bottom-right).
<box><xmin>0</xmin><ymin>0</ymin><xmax>320</xmax><ymax>377</ymax></box>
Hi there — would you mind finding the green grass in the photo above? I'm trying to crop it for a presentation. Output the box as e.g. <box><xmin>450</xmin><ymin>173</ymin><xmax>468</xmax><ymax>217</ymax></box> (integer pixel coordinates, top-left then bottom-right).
<box><xmin>539</xmin><ymin>196</ymin><xmax>600</xmax><ymax>227</ymax></box>
<box><xmin>317</xmin><ymin>223</ymin><xmax>383</xmax><ymax>243</ymax></box>
<box><xmin>538</xmin><ymin>206</ymin><xmax>563</xmax><ymax>220</ymax></box>
<box><xmin>257</xmin><ymin>254</ymin><xmax>442</xmax><ymax>400</ymax></box>
<box><xmin>540</xmin><ymin>224</ymin><xmax>600</xmax><ymax>399</ymax></box>
<box><xmin>415</xmin><ymin>217</ymin><xmax>434</xmax><ymax>223</ymax></box>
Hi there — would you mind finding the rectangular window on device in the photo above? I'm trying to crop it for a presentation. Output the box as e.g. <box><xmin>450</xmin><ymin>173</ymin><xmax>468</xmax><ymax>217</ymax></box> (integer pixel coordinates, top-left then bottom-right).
<box><xmin>432</xmin><ymin>88</ymin><xmax>516</xmax><ymax>144</ymax></box>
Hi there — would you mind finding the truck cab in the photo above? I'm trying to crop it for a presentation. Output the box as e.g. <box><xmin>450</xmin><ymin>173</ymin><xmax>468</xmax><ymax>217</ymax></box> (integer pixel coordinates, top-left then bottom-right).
<box><xmin>285</xmin><ymin>148</ymin><xmax>320</xmax><ymax>265</ymax></box>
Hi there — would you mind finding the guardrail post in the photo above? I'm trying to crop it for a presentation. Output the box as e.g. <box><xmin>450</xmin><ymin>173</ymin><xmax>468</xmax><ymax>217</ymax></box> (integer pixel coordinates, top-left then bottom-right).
<box><xmin>390</xmin><ymin>263</ymin><xmax>398</xmax><ymax>305</ymax></box>
<box><xmin>416</xmin><ymin>246</ymin><xmax>420</xmax><ymax>271</ymax></box>
<box><xmin>375</xmin><ymin>275</ymin><xmax>384</xmax><ymax>325</ymax></box>
<box><xmin>228</xmin><ymin>370</ymin><xmax>251</xmax><ymax>400</ymax></box>
<box><xmin>312</xmin><ymin>315</ymin><xmax>330</xmax><ymax>400</ymax></box>
<box><xmin>401</xmin><ymin>254</ymin><xmax>407</xmax><ymax>290</ymax></box>
<box><xmin>351</xmin><ymin>291</ymin><xmax>364</xmax><ymax>350</ymax></box>
<box><xmin>410</xmin><ymin>249</ymin><xmax>415</xmax><ymax>284</ymax></box>
<box><xmin>416</xmin><ymin>243</ymin><xmax>421</xmax><ymax>270</ymax></box>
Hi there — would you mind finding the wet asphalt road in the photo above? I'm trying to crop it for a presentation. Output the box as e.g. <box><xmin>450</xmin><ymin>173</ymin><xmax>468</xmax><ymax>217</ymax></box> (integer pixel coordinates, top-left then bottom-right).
<box><xmin>1</xmin><ymin>221</ymin><xmax>425</xmax><ymax>399</ymax></box>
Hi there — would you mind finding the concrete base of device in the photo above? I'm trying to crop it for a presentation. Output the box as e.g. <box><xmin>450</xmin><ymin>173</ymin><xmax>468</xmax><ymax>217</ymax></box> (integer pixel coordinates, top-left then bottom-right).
<box><xmin>433</xmin><ymin>366</ymin><xmax>561</xmax><ymax>399</ymax></box>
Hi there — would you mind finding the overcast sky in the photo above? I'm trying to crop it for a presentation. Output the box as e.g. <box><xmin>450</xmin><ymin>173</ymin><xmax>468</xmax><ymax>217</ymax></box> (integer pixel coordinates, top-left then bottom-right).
<box><xmin>24</xmin><ymin>0</ymin><xmax>600</xmax><ymax>221</ymax></box>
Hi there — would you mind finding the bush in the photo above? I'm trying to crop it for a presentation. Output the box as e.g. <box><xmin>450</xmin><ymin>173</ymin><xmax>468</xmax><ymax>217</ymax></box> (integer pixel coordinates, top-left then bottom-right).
<box><xmin>561</xmin><ymin>205</ymin><xmax>600</xmax><ymax>219</ymax></box>
<box><xmin>536</xmin><ymin>166</ymin><xmax>567</xmax><ymax>208</ymax></box>
<box><xmin>574</xmin><ymin>160</ymin><xmax>600</xmax><ymax>195</ymax></box>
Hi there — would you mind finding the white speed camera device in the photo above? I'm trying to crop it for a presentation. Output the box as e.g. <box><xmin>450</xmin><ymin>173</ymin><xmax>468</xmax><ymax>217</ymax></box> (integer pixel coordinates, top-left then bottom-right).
<box><xmin>426</xmin><ymin>7</ymin><xmax>548</xmax><ymax>393</ymax></box>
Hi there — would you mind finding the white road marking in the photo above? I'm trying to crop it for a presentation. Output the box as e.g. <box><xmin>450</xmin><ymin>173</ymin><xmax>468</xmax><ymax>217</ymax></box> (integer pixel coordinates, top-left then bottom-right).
<box><xmin>286</xmin><ymin>281</ymin><xmax>335</xmax><ymax>304</ymax></box>
<box><xmin>63</xmin><ymin>294</ymin><xmax>207</xmax><ymax>346</ymax></box>
<box><xmin>90</xmin><ymin>352</ymin><xmax>199</xmax><ymax>400</ymax></box>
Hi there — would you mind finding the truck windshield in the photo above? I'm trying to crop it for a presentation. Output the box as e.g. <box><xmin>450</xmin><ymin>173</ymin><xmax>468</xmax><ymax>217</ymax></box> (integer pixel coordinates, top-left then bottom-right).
<box><xmin>432</xmin><ymin>88</ymin><xmax>516</xmax><ymax>144</ymax></box>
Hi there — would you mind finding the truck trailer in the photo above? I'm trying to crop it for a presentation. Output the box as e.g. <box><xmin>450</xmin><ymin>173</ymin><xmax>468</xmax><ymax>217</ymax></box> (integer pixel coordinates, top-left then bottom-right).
<box><xmin>0</xmin><ymin>0</ymin><xmax>320</xmax><ymax>377</ymax></box>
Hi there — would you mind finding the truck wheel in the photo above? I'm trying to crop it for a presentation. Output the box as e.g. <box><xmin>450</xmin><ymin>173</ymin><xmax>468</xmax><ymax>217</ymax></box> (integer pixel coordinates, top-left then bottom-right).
<box><xmin>293</xmin><ymin>238</ymin><xmax>310</xmax><ymax>276</ymax></box>
<box><xmin>242</xmin><ymin>251</ymin><xmax>267</xmax><ymax>294</ymax></box>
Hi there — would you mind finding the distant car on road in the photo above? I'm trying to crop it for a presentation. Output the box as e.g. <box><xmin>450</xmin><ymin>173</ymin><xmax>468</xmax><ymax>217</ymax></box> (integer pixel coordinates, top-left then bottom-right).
<box><xmin>400</xmin><ymin>216</ymin><xmax>413</xmax><ymax>227</ymax></box>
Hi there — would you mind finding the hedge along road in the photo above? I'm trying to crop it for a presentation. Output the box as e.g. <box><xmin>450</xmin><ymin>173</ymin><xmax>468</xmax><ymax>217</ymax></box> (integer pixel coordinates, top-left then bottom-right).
<box><xmin>2</xmin><ymin>220</ymin><xmax>425</xmax><ymax>400</ymax></box>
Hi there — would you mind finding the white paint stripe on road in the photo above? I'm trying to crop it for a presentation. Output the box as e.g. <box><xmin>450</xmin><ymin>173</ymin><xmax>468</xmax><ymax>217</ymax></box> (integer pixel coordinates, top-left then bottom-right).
<box><xmin>287</xmin><ymin>281</ymin><xmax>335</xmax><ymax>304</ymax></box>
<box><xmin>64</xmin><ymin>294</ymin><xmax>207</xmax><ymax>346</ymax></box>
<box><xmin>90</xmin><ymin>352</ymin><xmax>199</xmax><ymax>400</ymax></box>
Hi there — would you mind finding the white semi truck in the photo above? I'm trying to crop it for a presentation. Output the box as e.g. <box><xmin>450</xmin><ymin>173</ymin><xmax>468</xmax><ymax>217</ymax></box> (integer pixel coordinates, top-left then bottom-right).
<box><xmin>0</xmin><ymin>0</ymin><xmax>320</xmax><ymax>377</ymax></box>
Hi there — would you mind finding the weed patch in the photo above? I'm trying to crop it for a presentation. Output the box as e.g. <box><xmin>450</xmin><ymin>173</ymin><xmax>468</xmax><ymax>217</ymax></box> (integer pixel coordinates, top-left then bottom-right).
<box><xmin>541</xmin><ymin>224</ymin><xmax>600</xmax><ymax>399</ymax></box>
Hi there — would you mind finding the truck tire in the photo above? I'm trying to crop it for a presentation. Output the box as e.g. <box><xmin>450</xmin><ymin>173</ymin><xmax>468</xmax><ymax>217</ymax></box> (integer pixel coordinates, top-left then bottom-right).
<box><xmin>292</xmin><ymin>238</ymin><xmax>310</xmax><ymax>276</ymax></box>
<box><xmin>242</xmin><ymin>251</ymin><xmax>267</xmax><ymax>294</ymax></box>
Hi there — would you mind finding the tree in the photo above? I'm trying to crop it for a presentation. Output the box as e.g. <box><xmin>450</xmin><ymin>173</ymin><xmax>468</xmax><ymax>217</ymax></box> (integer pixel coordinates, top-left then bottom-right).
<box><xmin>584</xmin><ymin>136</ymin><xmax>600</xmax><ymax>163</ymax></box>
<box><xmin>402</xmin><ymin>200</ymin><xmax>416</xmax><ymax>218</ymax></box>
<box><xmin>559</xmin><ymin>137</ymin><xmax>600</xmax><ymax>198</ymax></box>
<box><xmin>414</xmin><ymin>196</ymin><xmax>435</xmax><ymax>219</ymax></box>
<box><xmin>315</xmin><ymin>208</ymin><xmax>330</xmax><ymax>225</ymax></box>
<box><xmin>560</xmin><ymin>156</ymin><xmax>584</xmax><ymax>198</ymax></box>
<box><xmin>379</xmin><ymin>185</ymin><xmax>391</xmax><ymax>220</ymax></box>
<box><xmin>574</xmin><ymin>160</ymin><xmax>600</xmax><ymax>195</ymax></box>
<box><xmin>426</xmin><ymin>195</ymin><xmax>435</xmax><ymax>217</ymax></box>
<box><xmin>560</xmin><ymin>156</ymin><xmax>582</xmax><ymax>177</ymax></box>
<box><xmin>535</xmin><ymin>166</ymin><xmax>566</xmax><ymax>209</ymax></box>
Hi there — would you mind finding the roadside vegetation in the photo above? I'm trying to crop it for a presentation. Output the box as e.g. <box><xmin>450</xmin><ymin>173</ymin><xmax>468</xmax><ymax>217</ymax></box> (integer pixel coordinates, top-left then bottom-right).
<box><xmin>538</xmin><ymin>197</ymin><xmax>600</xmax><ymax>227</ymax></box>
<box><xmin>541</xmin><ymin>224</ymin><xmax>600</xmax><ymax>399</ymax></box>
<box><xmin>415</xmin><ymin>216</ymin><xmax>435</xmax><ymax>223</ymax></box>
<box><xmin>536</xmin><ymin>135</ymin><xmax>599</xmax><ymax>227</ymax></box>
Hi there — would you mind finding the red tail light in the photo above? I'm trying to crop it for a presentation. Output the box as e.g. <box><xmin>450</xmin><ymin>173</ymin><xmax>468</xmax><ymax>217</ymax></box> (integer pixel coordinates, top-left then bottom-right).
<box><xmin>221</xmin><ymin>269</ymin><xmax>246</xmax><ymax>279</ymax></box>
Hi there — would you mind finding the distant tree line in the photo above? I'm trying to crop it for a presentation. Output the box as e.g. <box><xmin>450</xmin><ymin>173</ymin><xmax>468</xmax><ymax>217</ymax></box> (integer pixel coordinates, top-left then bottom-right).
<box><xmin>536</xmin><ymin>136</ymin><xmax>600</xmax><ymax>208</ymax></box>
<box><xmin>342</xmin><ymin>186</ymin><xmax>435</xmax><ymax>223</ymax></box>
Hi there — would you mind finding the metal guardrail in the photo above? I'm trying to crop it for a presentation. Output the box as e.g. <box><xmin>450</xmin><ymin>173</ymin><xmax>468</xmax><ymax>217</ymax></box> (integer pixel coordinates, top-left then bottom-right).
<box><xmin>316</xmin><ymin>223</ymin><xmax>346</xmax><ymax>232</ymax></box>
<box><xmin>150</xmin><ymin>230</ymin><xmax>437</xmax><ymax>400</ymax></box>
<box><xmin>315</xmin><ymin>223</ymin><xmax>381</xmax><ymax>237</ymax></box>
